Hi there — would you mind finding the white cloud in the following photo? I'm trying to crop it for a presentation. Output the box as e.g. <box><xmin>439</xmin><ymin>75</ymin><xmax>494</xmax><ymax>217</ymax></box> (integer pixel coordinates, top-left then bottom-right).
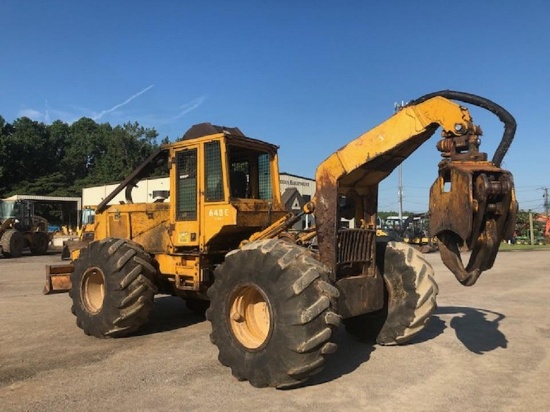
<box><xmin>15</xmin><ymin>87</ymin><xmax>205</xmax><ymax>136</ymax></box>
<box><xmin>44</xmin><ymin>100</ymin><xmax>51</xmax><ymax>124</ymax></box>
<box><xmin>175</xmin><ymin>96</ymin><xmax>206</xmax><ymax>119</ymax></box>
<box><xmin>137</xmin><ymin>95</ymin><xmax>207</xmax><ymax>127</ymax></box>
<box><xmin>17</xmin><ymin>106</ymin><xmax>81</xmax><ymax>124</ymax></box>
<box><xmin>92</xmin><ymin>84</ymin><xmax>155</xmax><ymax>121</ymax></box>
<box><xmin>18</xmin><ymin>108</ymin><xmax>45</xmax><ymax>121</ymax></box>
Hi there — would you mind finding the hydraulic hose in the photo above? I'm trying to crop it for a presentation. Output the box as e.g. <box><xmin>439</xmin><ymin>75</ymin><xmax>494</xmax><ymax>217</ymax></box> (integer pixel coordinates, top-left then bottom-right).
<box><xmin>408</xmin><ymin>90</ymin><xmax>516</xmax><ymax>167</ymax></box>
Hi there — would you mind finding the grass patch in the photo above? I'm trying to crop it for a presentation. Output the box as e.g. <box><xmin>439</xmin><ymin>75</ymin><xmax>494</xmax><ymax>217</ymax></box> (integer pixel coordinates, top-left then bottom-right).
<box><xmin>499</xmin><ymin>242</ymin><xmax>550</xmax><ymax>251</ymax></box>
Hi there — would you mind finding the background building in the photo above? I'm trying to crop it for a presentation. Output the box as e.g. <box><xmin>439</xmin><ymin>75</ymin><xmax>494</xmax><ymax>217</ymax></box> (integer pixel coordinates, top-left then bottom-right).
<box><xmin>83</xmin><ymin>173</ymin><xmax>314</xmax><ymax>208</ymax></box>
<box><xmin>82</xmin><ymin>172</ymin><xmax>352</xmax><ymax>230</ymax></box>
<box><xmin>82</xmin><ymin>177</ymin><xmax>169</xmax><ymax>206</ymax></box>
<box><xmin>279</xmin><ymin>172</ymin><xmax>315</xmax><ymax>230</ymax></box>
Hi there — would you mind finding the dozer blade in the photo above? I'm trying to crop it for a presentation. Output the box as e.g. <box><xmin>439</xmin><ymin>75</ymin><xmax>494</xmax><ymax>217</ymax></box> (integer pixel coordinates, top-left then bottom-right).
<box><xmin>43</xmin><ymin>264</ymin><xmax>74</xmax><ymax>294</ymax></box>
<box><xmin>429</xmin><ymin>161</ymin><xmax>517</xmax><ymax>286</ymax></box>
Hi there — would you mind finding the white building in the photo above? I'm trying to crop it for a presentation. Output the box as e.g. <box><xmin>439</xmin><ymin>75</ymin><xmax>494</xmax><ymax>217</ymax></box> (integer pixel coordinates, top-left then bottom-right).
<box><xmin>279</xmin><ymin>173</ymin><xmax>315</xmax><ymax>230</ymax></box>
<box><xmin>83</xmin><ymin>173</ymin><xmax>313</xmax><ymax>208</ymax></box>
<box><xmin>82</xmin><ymin>176</ymin><xmax>169</xmax><ymax>206</ymax></box>
<box><xmin>82</xmin><ymin>172</ymin><xmax>352</xmax><ymax>229</ymax></box>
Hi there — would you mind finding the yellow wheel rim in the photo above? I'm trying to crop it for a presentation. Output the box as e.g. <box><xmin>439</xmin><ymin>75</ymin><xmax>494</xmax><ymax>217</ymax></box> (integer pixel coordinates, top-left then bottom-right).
<box><xmin>229</xmin><ymin>285</ymin><xmax>271</xmax><ymax>350</ymax></box>
<box><xmin>81</xmin><ymin>267</ymin><xmax>105</xmax><ymax>314</ymax></box>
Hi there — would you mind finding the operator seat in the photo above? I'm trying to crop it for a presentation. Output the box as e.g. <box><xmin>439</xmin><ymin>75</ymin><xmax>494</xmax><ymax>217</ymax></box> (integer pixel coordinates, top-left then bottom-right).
<box><xmin>230</xmin><ymin>170</ymin><xmax>248</xmax><ymax>198</ymax></box>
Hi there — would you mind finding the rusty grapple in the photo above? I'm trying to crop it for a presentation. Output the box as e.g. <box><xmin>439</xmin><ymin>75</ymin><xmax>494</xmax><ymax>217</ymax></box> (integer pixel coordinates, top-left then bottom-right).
<box><xmin>422</xmin><ymin>91</ymin><xmax>518</xmax><ymax>286</ymax></box>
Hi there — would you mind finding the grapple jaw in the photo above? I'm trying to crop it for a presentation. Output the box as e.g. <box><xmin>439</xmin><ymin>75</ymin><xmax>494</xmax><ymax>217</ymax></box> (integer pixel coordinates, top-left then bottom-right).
<box><xmin>429</xmin><ymin>161</ymin><xmax>517</xmax><ymax>286</ymax></box>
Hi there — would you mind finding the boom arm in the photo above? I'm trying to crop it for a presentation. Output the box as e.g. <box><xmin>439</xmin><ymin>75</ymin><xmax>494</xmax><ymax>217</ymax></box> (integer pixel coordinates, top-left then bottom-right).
<box><xmin>313</xmin><ymin>91</ymin><xmax>517</xmax><ymax>286</ymax></box>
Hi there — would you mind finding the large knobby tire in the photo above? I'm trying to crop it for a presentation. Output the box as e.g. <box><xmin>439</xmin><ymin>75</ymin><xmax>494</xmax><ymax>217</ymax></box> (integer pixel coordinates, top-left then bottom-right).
<box><xmin>69</xmin><ymin>238</ymin><xmax>158</xmax><ymax>338</ymax></box>
<box><xmin>30</xmin><ymin>232</ymin><xmax>49</xmax><ymax>255</ymax></box>
<box><xmin>1</xmin><ymin>229</ymin><xmax>24</xmax><ymax>258</ymax></box>
<box><xmin>206</xmin><ymin>239</ymin><xmax>341</xmax><ymax>388</ymax></box>
<box><xmin>344</xmin><ymin>241</ymin><xmax>438</xmax><ymax>345</ymax></box>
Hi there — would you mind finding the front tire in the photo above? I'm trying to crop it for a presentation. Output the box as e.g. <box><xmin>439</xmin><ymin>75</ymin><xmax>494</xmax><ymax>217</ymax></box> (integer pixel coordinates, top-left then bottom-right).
<box><xmin>207</xmin><ymin>239</ymin><xmax>340</xmax><ymax>388</ymax></box>
<box><xmin>344</xmin><ymin>241</ymin><xmax>438</xmax><ymax>345</ymax></box>
<box><xmin>1</xmin><ymin>229</ymin><xmax>24</xmax><ymax>258</ymax></box>
<box><xmin>69</xmin><ymin>238</ymin><xmax>158</xmax><ymax>338</ymax></box>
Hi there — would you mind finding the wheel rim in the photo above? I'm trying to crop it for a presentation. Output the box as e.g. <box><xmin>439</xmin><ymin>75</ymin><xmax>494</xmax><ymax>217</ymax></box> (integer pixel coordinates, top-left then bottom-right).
<box><xmin>229</xmin><ymin>285</ymin><xmax>271</xmax><ymax>350</ymax></box>
<box><xmin>81</xmin><ymin>267</ymin><xmax>105</xmax><ymax>314</ymax></box>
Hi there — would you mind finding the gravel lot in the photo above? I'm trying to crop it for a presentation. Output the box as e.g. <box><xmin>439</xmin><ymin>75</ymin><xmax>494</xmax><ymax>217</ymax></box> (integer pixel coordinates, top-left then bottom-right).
<box><xmin>1</xmin><ymin>248</ymin><xmax>549</xmax><ymax>411</ymax></box>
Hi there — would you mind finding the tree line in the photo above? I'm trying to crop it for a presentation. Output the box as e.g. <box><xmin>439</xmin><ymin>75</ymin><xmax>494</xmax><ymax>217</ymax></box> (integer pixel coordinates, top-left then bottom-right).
<box><xmin>0</xmin><ymin>115</ymin><xmax>168</xmax><ymax>199</ymax></box>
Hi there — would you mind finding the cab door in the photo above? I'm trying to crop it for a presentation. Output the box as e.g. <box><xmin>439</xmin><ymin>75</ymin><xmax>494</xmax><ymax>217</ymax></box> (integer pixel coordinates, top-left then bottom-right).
<box><xmin>200</xmin><ymin>139</ymin><xmax>237</xmax><ymax>245</ymax></box>
<box><xmin>172</xmin><ymin>146</ymin><xmax>200</xmax><ymax>247</ymax></box>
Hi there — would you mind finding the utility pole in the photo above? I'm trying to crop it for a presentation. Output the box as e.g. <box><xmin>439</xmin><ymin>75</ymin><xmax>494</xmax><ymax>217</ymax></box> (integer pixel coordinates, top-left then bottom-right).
<box><xmin>543</xmin><ymin>188</ymin><xmax>550</xmax><ymax>243</ymax></box>
<box><xmin>543</xmin><ymin>187</ymin><xmax>549</xmax><ymax>218</ymax></box>
<box><xmin>394</xmin><ymin>101</ymin><xmax>405</xmax><ymax>226</ymax></box>
<box><xmin>529</xmin><ymin>210</ymin><xmax>535</xmax><ymax>245</ymax></box>
<box><xmin>398</xmin><ymin>164</ymin><xmax>403</xmax><ymax>224</ymax></box>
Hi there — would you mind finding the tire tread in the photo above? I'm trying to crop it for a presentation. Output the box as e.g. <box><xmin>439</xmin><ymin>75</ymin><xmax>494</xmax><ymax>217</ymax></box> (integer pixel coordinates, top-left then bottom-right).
<box><xmin>70</xmin><ymin>238</ymin><xmax>157</xmax><ymax>338</ymax></box>
<box><xmin>207</xmin><ymin>239</ymin><xmax>339</xmax><ymax>388</ymax></box>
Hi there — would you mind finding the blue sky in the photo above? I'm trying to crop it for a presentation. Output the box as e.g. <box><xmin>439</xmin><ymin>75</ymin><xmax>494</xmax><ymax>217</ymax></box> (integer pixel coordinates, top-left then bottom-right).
<box><xmin>1</xmin><ymin>1</ymin><xmax>549</xmax><ymax>213</ymax></box>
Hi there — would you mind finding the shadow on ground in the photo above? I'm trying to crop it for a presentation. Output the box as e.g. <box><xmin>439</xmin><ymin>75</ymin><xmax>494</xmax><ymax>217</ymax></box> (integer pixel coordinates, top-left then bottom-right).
<box><xmin>303</xmin><ymin>328</ymin><xmax>375</xmax><ymax>387</ymax></box>
<box><xmin>136</xmin><ymin>295</ymin><xmax>206</xmax><ymax>336</ymax></box>
<box><xmin>305</xmin><ymin>305</ymin><xmax>507</xmax><ymax>387</ymax></box>
<box><xmin>432</xmin><ymin>306</ymin><xmax>507</xmax><ymax>354</ymax></box>
<box><xmin>133</xmin><ymin>299</ymin><xmax>507</xmax><ymax>386</ymax></box>
<box><xmin>408</xmin><ymin>306</ymin><xmax>507</xmax><ymax>354</ymax></box>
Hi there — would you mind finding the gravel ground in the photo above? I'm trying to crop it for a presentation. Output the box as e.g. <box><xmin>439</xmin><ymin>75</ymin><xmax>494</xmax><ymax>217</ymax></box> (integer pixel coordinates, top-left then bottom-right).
<box><xmin>0</xmin><ymin>248</ymin><xmax>549</xmax><ymax>411</ymax></box>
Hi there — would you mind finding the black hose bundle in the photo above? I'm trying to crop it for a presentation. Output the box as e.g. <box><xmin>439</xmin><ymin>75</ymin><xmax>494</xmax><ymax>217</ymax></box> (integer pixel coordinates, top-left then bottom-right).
<box><xmin>408</xmin><ymin>90</ymin><xmax>516</xmax><ymax>167</ymax></box>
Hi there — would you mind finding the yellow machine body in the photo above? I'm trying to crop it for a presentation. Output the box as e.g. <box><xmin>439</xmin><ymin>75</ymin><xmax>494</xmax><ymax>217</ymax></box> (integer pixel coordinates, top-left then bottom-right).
<box><xmin>46</xmin><ymin>92</ymin><xmax>516</xmax><ymax>294</ymax></box>
<box><xmin>45</xmin><ymin>126</ymin><xmax>288</xmax><ymax>295</ymax></box>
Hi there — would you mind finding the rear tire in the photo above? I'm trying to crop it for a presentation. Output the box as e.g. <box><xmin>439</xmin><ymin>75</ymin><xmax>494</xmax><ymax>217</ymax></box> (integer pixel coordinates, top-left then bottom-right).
<box><xmin>344</xmin><ymin>241</ymin><xmax>438</xmax><ymax>345</ymax></box>
<box><xmin>30</xmin><ymin>232</ymin><xmax>49</xmax><ymax>255</ymax></box>
<box><xmin>1</xmin><ymin>229</ymin><xmax>24</xmax><ymax>258</ymax></box>
<box><xmin>69</xmin><ymin>238</ymin><xmax>158</xmax><ymax>338</ymax></box>
<box><xmin>207</xmin><ymin>239</ymin><xmax>340</xmax><ymax>388</ymax></box>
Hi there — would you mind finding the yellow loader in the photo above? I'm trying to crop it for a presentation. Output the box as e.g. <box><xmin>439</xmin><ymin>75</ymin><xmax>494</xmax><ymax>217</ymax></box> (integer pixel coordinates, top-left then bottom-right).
<box><xmin>1</xmin><ymin>199</ymin><xmax>51</xmax><ymax>258</ymax></box>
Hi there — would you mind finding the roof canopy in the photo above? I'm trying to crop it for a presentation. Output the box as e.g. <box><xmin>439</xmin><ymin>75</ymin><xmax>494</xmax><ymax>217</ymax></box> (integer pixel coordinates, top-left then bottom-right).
<box><xmin>3</xmin><ymin>194</ymin><xmax>81</xmax><ymax>207</ymax></box>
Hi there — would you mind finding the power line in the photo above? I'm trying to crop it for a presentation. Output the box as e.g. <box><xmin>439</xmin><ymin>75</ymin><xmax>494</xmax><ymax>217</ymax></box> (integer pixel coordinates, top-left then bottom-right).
<box><xmin>515</xmin><ymin>187</ymin><xmax>546</xmax><ymax>192</ymax></box>
<box><xmin>520</xmin><ymin>198</ymin><xmax>545</xmax><ymax>204</ymax></box>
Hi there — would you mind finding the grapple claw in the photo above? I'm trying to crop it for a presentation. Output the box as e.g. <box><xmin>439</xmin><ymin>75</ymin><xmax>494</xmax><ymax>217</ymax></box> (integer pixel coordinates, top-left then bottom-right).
<box><xmin>429</xmin><ymin>162</ymin><xmax>517</xmax><ymax>286</ymax></box>
<box><xmin>437</xmin><ymin>231</ymin><xmax>482</xmax><ymax>286</ymax></box>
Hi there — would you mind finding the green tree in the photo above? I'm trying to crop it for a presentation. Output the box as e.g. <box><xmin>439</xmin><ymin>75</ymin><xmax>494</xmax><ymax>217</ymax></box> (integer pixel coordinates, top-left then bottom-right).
<box><xmin>0</xmin><ymin>117</ymin><xmax>64</xmax><ymax>196</ymax></box>
<box><xmin>93</xmin><ymin>122</ymin><xmax>159</xmax><ymax>183</ymax></box>
<box><xmin>514</xmin><ymin>209</ymin><xmax>532</xmax><ymax>238</ymax></box>
<box><xmin>0</xmin><ymin>115</ymin><xmax>12</xmax><ymax>196</ymax></box>
<box><xmin>0</xmin><ymin>114</ymin><xmax>163</xmax><ymax>198</ymax></box>
<box><xmin>63</xmin><ymin>118</ymin><xmax>111</xmax><ymax>189</ymax></box>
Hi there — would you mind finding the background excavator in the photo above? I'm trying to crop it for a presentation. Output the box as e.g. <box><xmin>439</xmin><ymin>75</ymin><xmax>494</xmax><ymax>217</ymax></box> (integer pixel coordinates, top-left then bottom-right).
<box><xmin>44</xmin><ymin>90</ymin><xmax>517</xmax><ymax>388</ymax></box>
